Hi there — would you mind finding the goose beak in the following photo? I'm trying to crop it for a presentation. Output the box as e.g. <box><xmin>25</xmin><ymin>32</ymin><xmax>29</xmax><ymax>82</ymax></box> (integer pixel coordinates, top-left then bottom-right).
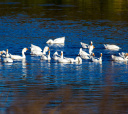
<box><xmin>1</xmin><ymin>52</ymin><xmax>3</xmax><ymax>54</ymax></box>
<box><xmin>61</xmin><ymin>52</ymin><xmax>63</xmax><ymax>56</ymax></box>
<box><xmin>101</xmin><ymin>53</ymin><xmax>102</xmax><ymax>56</ymax></box>
<box><xmin>93</xmin><ymin>46</ymin><xmax>95</xmax><ymax>48</ymax></box>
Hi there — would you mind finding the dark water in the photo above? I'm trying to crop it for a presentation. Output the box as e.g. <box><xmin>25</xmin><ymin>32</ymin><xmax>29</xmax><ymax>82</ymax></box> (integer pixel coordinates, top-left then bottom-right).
<box><xmin>0</xmin><ymin>0</ymin><xmax>128</xmax><ymax>113</ymax></box>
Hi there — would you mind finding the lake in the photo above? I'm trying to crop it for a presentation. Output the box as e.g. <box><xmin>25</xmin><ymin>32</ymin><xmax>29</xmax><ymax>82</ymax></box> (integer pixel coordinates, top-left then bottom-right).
<box><xmin>0</xmin><ymin>0</ymin><xmax>128</xmax><ymax>113</ymax></box>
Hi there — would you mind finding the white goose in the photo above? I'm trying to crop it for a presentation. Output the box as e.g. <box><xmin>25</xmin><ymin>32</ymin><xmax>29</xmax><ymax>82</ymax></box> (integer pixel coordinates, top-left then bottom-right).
<box><xmin>2</xmin><ymin>49</ymin><xmax>13</xmax><ymax>63</ymax></box>
<box><xmin>46</xmin><ymin>37</ymin><xmax>65</xmax><ymax>44</ymax></box>
<box><xmin>1</xmin><ymin>49</ymin><xmax>11</xmax><ymax>58</ymax></box>
<box><xmin>58</xmin><ymin>51</ymin><xmax>74</xmax><ymax>63</ymax></box>
<box><xmin>90</xmin><ymin>53</ymin><xmax>102</xmax><ymax>63</ymax></box>
<box><xmin>41</xmin><ymin>50</ymin><xmax>51</xmax><ymax>60</ymax></box>
<box><xmin>88</xmin><ymin>41</ymin><xmax>95</xmax><ymax>54</ymax></box>
<box><xmin>80</xmin><ymin>42</ymin><xmax>88</xmax><ymax>48</ymax></box>
<box><xmin>30</xmin><ymin>44</ymin><xmax>42</xmax><ymax>52</ymax></box>
<box><xmin>80</xmin><ymin>41</ymin><xmax>94</xmax><ymax>49</ymax></box>
<box><xmin>78</xmin><ymin>48</ymin><xmax>91</xmax><ymax>59</ymax></box>
<box><xmin>111</xmin><ymin>53</ymin><xmax>128</xmax><ymax>61</ymax></box>
<box><xmin>30</xmin><ymin>44</ymin><xmax>49</xmax><ymax>56</ymax></box>
<box><xmin>3</xmin><ymin>57</ymin><xmax>13</xmax><ymax>63</ymax></box>
<box><xmin>11</xmin><ymin>48</ymin><xmax>28</xmax><ymax>60</ymax></box>
<box><xmin>104</xmin><ymin>44</ymin><xmax>120</xmax><ymax>51</ymax></box>
<box><xmin>73</xmin><ymin>56</ymin><xmax>82</xmax><ymax>64</ymax></box>
<box><xmin>119</xmin><ymin>52</ymin><xmax>128</xmax><ymax>58</ymax></box>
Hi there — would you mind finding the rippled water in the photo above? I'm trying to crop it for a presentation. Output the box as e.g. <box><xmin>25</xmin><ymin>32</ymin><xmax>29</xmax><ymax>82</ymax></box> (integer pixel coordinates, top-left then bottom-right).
<box><xmin>0</xmin><ymin>0</ymin><xmax>128</xmax><ymax>113</ymax></box>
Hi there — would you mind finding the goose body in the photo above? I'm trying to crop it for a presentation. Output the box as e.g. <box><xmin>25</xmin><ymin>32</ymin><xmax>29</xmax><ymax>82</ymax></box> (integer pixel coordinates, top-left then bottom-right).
<box><xmin>58</xmin><ymin>51</ymin><xmax>74</xmax><ymax>63</ymax></box>
<box><xmin>11</xmin><ymin>48</ymin><xmax>28</xmax><ymax>60</ymax></box>
<box><xmin>2</xmin><ymin>49</ymin><xmax>13</xmax><ymax>63</ymax></box>
<box><xmin>111</xmin><ymin>53</ymin><xmax>128</xmax><ymax>61</ymax></box>
<box><xmin>80</xmin><ymin>42</ymin><xmax>88</xmax><ymax>48</ymax></box>
<box><xmin>31</xmin><ymin>44</ymin><xmax>42</xmax><ymax>52</ymax></box>
<box><xmin>30</xmin><ymin>44</ymin><xmax>42</xmax><ymax>55</ymax></box>
<box><xmin>80</xmin><ymin>41</ymin><xmax>94</xmax><ymax>50</ymax></box>
<box><xmin>90</xmin><ymin>53</ymin><xmax>102</xmax><ymax>62</ymax></box>
<box><xmin>73</xmin><ymin>56</ymin><xmax>82</xmax><ymax>64</ymax></box>
<box><xmin>88</xmin><ymin>41</ymin><xmax>95</xmax><ymax>54</ymax></box>
<box><xmin>30</xmin><ymin>44</ymin><xmax>49</xmax><ymax>56</ymax></box>
<box><xmin>46</xmin><ymin>37</ymin><xmax>65</xmax><ymax>44</ymax></box>
<box><xmin>78</xmin><ymin>48</ymin><xmax>91</xmax><ymax>59</ymax></box>
<box><xmin>3</xmin><ymin>58</ymin><xmax>13</xmax><ymax>63</ymax></box>
<box><xmin>41</xmin><ymin>50</ymin><xmax>51</xmax><ymax>60</ymax></box>
<box><xmin>104</xmin><ymin>44</ymin><xmax>120</xmax><ymax>50</ymax></box>
<box><xmin>53</xmin><ymin>51</ymin><xmax>61</xmax><ymax>60</ymax></box>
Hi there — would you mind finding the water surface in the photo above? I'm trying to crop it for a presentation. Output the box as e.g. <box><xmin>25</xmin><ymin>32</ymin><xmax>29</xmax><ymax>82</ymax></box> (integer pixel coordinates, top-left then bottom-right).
<box><xmin>0</xmin><ymin>0</ymin><xmax>128</xmax><ymax>113</ymax></box>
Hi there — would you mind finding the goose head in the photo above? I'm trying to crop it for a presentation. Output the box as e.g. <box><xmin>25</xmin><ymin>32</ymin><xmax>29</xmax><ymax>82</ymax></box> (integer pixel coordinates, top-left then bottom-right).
<box><xmin>6</xmin><ymin>49</ymin><xmax>8</xmax><ymax>54</ymax></box>
<box><xmin>90</xmin><ymin>41</ymin><xmax>93</xmax><ymax>45</ymax></box>
<box><xmin>125</xmin><ymin>53</ymin><xmax>128</xmax><ymax>59</ymax></box>
<box><xmin>48</xmin><ymin>50</ymin><xmax>50</xmax><ymax>55</ymax></box>
<box><xmin>22</xmin><ymin>48</ymin><xmax>28</xmax><ymax>57</ymax></box>
<box><xmin>125</xmin><ymin>53</ymin><xmax>128</xmax><ymax>56</ymax></box>
<box><xmin>100</xmin><ymin>53</ymin><xmax>102</xmax><ymax>57</ymax></box>
<box><xmin>42</xmin><ymin>46</ymin><xmax>49</xmax><ymax>55</ymax></box>
<box><xmin>61</xmin><ymin>51</ymin><xmax>63</xmax><ymax>58</ymax></box>
<box><xmin>22</xmin><ymin>48</ymin><xmax>28</xmax><ymax>53</ymax></box>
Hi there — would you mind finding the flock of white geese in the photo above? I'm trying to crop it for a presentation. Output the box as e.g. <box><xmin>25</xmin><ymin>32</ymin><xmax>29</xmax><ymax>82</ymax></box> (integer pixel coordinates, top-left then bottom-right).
<box><xmin>0</xmin><ymin>36</ymin><xmax>128</xmax><ymax>64</ymax></box>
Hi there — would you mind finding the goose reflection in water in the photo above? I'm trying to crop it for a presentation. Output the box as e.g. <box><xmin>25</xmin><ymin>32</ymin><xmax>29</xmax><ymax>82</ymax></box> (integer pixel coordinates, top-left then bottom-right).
<box><xmin>88</xmin><ymin>62</ymin><xmax>103</xmax><ymax>86</ymax></box>
<box><xmin>22</xmin><ymin>59</ymin><xmax>27</xmax><ymax>79</ymax></box>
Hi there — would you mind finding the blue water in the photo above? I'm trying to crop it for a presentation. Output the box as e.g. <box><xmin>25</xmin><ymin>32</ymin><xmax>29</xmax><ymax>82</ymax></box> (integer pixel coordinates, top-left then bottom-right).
<box><xmin>0</xmin><ymin>0</ymin><xmax>128</xmax><ymax>113</ymax></box>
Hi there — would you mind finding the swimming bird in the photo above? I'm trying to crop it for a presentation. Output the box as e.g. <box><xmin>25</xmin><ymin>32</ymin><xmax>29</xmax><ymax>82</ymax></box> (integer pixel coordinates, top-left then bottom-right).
<box><xmin>80</xmin><ymin>42</ymin><xmax>89</xmax><ymax>48</ymax></box>
<box><xmin>111</xmin><ymin>53</ymin><xmax>128</xmax><ymax>61</ymax></box>
<box><xmin>40</xmin><ymin>50</ymin><xmax>51</xmax><ymax>60</ymax></box>
<box><xmin>2</xmin><ymin>49</ymin><xmax>13</xmax><ymax>63</ymax></box>
<box><xmin>90</xmin><ymin>53</ymin><xmax>102</xmax><ymax>62</ymax></box>
<box><xmin>30</xmin><ymin>44</ymin><xmax>42</xmax><ymax>52</ymax></box>
<box><xmin>119</xmin><ymin>52</ymin><xmax>128</xmax><ymax>58</ymax></box>
<box><xmin>88</xmin><ymin>41</ymin><xmax>95</xmax><ymax>54</ymax></box>
<box><xmin>78</xmin><ymin>48</ymin><xmax>91</xmax><ymax>59</ymax></box>
<box><xmin>80</xmin><ymin>41</ymin><xmax>94</xmax><ymax>50</ymax></box>
<box><xmin>10</xmin><ymin>48</ymin><xmax>28</xmax><ymax>60</ymax></box>
<box><xmin>30</xmin><ymin>44</ymin><xmax>49</xmax><ymax>56</ymax></box>
<box><xmin>1</xmin><ymin>49</ymin><xmax>11</xmax><ymax>58</ymax></box>
<box><xmin>58</xmin><ymin>51</ymin><xmax>74</xmax><ymax>63</ymax></box>
<box><xmin>104</xmin><ymin>44</ymin><xmax>120</xmax><ymax>51</ymax></box>
<box><xmin>46</xmin><ymin>37</ymin><xmax>65</xmax><ymax>44</ymax></box>
<box><xmin>3</xmin><ymin>57</ymin><xmax>13</xmax><ymax>63</ymax></box>
<box><xmin>73</xmin><ymin>56</ymin><xmax>82</xmax><ymax>64</ymax></box>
